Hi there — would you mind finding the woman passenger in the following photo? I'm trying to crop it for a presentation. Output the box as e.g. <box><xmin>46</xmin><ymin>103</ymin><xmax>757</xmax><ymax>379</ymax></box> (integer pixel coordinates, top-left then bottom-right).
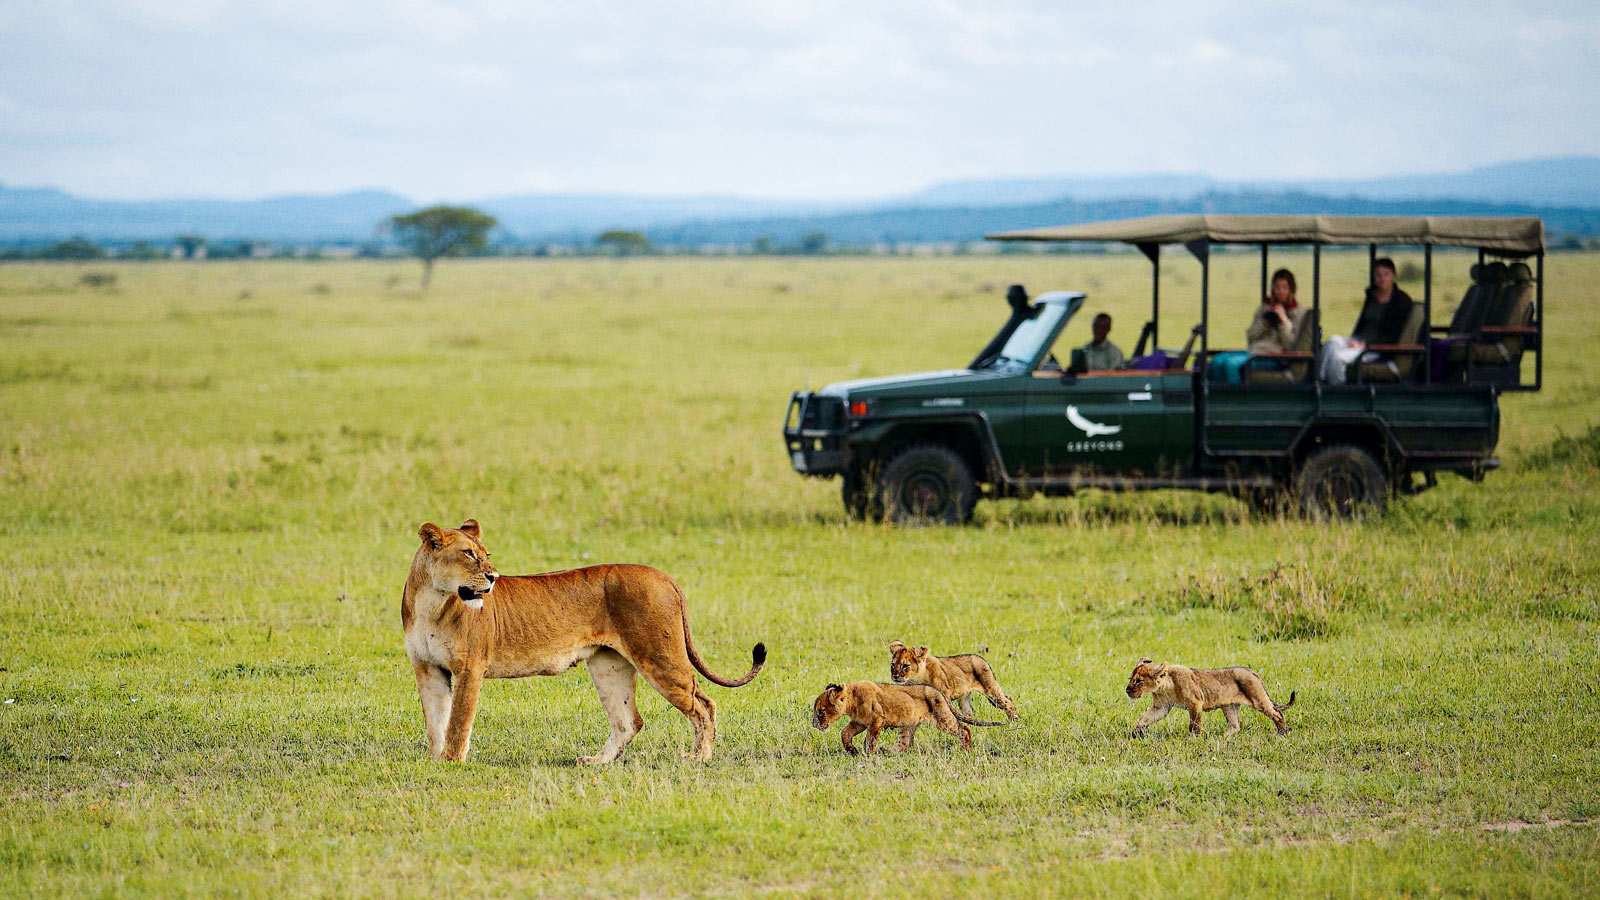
<box><xmin>1210</xmin><ymin>268</ymin><xmax>1305</xmax><ymax>383</ymax></box>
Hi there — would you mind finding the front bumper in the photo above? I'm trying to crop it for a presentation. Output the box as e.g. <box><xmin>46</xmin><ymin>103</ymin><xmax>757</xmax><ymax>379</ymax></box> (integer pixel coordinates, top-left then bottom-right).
<box><xmin>783</xmin><ymin>391</ymin><xmax>849</xmax><ymax>476</ymax></box>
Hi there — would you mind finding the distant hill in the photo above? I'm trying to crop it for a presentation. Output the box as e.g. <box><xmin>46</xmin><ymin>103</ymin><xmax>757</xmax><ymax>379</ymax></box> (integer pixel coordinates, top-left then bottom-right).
<box><xmin>644</xmin><ymin>190</ymin><xmax>1600</xmax><ymax>248</ymax></box>
<box><xmin>1</xmin><ymin>156</ymin><xmax>1598</xmax><ymax>245</ymax></box>
<box><xmin>0</xmin><ymin>186</ymin><xmax>413</xmax><ymax>243</ymax></box>
<box><xmin>905</xmin><ymin>157</ymin><xmax>1600</xmax><ymax>210</ymax></box>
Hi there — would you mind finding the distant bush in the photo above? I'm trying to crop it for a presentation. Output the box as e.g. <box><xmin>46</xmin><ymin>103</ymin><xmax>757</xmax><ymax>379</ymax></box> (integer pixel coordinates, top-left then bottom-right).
<box><xmin>78</xmin><ymin>271</ymin><xmax>118</xmax><ymax>289</ymax></box>
<box><xmin>42</xmin><ymin>236</ymin><xmax>105</xmax><ymax>260</ymax></box>
<box><xmin>1525</xmin><ymin>423</ymin><xmax>1600</xmax><ymax>470</ymax></box>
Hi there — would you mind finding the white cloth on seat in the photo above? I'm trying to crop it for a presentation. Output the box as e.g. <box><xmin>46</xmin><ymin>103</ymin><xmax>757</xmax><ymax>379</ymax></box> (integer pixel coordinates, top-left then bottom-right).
<box><xmin>1318</xmin><ymin>336</ymin><xmax>1378</xmax><ymax>385</ymax></box>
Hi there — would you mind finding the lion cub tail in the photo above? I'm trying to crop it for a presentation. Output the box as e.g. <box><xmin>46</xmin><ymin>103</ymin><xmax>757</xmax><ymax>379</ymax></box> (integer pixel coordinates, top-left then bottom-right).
<box><xmin>949</xmin><ymin>708</ymin><xmax>1007</xmax><ymax>727</ymax></box>
<box><xmin>675</xmin><ymin>584</ymin><xmax>766</xmax><ymax>688</ymax></box>
<box><xmin>1274</xmin><ymin>690</ymin><xmax>1296</xmax><ymax>714</ymax></box>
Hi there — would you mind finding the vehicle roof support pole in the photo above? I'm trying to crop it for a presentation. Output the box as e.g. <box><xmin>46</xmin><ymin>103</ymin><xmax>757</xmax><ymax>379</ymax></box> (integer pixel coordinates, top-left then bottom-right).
<box><xmin>1185</xmin><ymin>239</ymin><xmax>1210</xmax><ymax>364</ymax></box>
<box><xmin>1312</xmin><ymin>243</ymin><xmax>1322</xmax><ymax>382</ymax></box>
<box><xmin>1138</xmin><ymin>242</ymin><xmax>1160</xmax><ymax>348</ymax></box>
<box><xmin>1369</xmin><ymin>243</ymin><xmax>1377</xmax><ymax>279</ymax></box>
<box><xmin>1536</xmin><ymin>252</ymin><xmax>1544</xmax><ymax>390</ymax></box>
<box><xmin>1423</xmin><ymin>244</ymin><xmax>1433</xmax><ymax>385</ymax></box>
<box><xmin>1260</xmin><ymin>244</ymin><xmax>1268</xmax><ymax>301</ymax></box>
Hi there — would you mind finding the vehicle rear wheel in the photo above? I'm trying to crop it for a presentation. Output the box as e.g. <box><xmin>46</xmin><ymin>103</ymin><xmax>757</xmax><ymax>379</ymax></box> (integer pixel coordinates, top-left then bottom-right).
<box><xmin>1295</xmin><ymin>444</ymin><xmax>1388</xmax><ymax>520</ymax></box>
<box><xmin>876</xmin><ymin>445</ymin><xmax>977</xmax><ymax>525</ymax></box>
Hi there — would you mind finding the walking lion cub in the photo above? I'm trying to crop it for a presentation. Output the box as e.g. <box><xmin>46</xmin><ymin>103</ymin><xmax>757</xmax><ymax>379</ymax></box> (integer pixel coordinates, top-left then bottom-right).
<box><xmin>1125</xmin><ymin>658</ymin><xmax>1295</xmax><ymax>737</ymax></box>
<box><xmin>887</xmin><ymin>640</ymin><xmax>1019</xmax><ymax>721</ymax></box>
<box><xmin>811</xmin><ymin>681</ymin><xmax>1003</xmax><ymax>756</ymax></box>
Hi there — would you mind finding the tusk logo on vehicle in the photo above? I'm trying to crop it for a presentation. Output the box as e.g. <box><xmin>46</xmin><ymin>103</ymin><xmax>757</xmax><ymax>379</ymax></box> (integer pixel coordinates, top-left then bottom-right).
<box><xmin>1066</xmin><ymin>406</ymin><xmax>1122</xmax><ymax>437</ymax></box>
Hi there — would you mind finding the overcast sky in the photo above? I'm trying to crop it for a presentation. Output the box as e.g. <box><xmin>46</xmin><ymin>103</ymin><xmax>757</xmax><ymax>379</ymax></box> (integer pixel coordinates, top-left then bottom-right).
<box><xmin>3</xmin><ymin>1</ymin><xmax>1598</xmax><ymax>202</ymax></box>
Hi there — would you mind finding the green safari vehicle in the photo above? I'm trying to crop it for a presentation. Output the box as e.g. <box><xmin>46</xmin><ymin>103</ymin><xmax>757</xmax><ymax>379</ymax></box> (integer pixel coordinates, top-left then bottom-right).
<box><xmin>783</xmin><ymin>214</ymin><xmax>1545</xmax><ymax>523</ymax></box>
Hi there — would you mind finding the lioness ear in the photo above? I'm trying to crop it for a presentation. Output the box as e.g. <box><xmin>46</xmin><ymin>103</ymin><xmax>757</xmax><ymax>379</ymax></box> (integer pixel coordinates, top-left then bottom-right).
<box><xmin>825</xmin><ymin>683</ymin><xmax>841</xmax><ymax>693</ymax></box>
<box><xmin>888</xmin><ymin>640</ymin><xmax>905</xmax><ymax>652</ymax></box>
<box><xmin>458</xmin><ymin>519</ymin><xmax>481</xmax><ymax>540</ymax></box>
<box><xmin>1152</xmin><ymin>663</ymin><xmax>1167</xmax><ymax>676</ymax></box>
<box><xmin>916</xmin><ymin>646</ymin><xmax>929</xmax><ymax>659</ymax></box>
<box><xmin>419</xmin><ymin>523</ymin><xmax>446</xmax><ymax>550</ymax></box>
<box><xmin>1137</xmin><ymin>657</ymin><xmax>1152</xmax><ymax>667</ymax></box>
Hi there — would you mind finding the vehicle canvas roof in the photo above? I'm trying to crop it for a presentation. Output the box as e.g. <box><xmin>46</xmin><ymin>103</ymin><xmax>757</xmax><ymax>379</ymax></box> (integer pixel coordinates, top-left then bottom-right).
<box><xmin>986</xmin><ymin>214</ymin><xmax>1545</xmax><ymax>255</ymax></box>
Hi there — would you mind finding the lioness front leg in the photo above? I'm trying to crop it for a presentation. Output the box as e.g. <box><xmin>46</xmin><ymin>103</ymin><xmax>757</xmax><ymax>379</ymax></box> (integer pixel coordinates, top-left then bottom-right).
<box><xmin>864</xmin><ymin>726</ymin><xmax>882</xmax><ymax>756</ymax></box>
<box><xmin>412</xmin><ymin>660</ymin><xmax>452</xmax><ymax>760</ymax></box>
<box><xmin>1131</xmin><ymin>703</ymin><xmax>1170</xmax><ymax>738</ymax></box>
<box><xmin>441</xmin><ymin>665</ymin><xmax>484</xmax><ymax>762</ymax></box>
<box><xmin>840</xmin><ymin>721</ymin><xmax>866</xmax><ymax>756</ymax></box>
<box><xmin>1223</xmin><ymin>704</ymin><xmax>1242</xmax><ymax>736</ymax></box>
<box><xmin>1186</xmin><ymin>703</ymin><xmax>1204</xmax><ymax>736</ymax></box>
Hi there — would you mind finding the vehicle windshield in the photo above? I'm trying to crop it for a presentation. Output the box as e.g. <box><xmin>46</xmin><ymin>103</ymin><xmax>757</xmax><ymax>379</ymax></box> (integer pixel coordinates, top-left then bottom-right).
<box><xmin>985</xmin><ymin>302</ymin><xmax>1071</xmax><ymax>373</ymax></box>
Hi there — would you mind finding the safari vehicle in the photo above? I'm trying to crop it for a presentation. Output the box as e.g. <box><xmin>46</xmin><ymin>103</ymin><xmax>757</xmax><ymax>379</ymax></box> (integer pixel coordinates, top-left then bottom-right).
<box><xmin>783</xmin><ymin>214</ymin><xmax>1544</xmax><ymax>523</ymax></box>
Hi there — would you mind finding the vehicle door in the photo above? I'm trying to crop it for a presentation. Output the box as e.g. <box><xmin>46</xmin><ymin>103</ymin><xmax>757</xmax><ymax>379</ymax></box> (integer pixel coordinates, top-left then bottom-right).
<box><xmin>1028</xmin><ymin>371</ymin><xmax>1178</xmax><ymax>477</ymax></box>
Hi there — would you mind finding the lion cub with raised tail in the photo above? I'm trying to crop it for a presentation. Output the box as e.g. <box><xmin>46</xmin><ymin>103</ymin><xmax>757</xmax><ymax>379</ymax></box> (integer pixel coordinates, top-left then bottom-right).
<box><xmin>888</xmin><ymin>640</ymin><xmax>1019</xmax><ymax>722</ymax></box>
<box><xmin>1125</xmin><ymin>658</ymin><xmax>1295</xmax><ymax>737</ymax></box>
<box><xmin>811</xmin><ymin>682</ymin><xmax>1003</xmax><ymax>756</ymax></box>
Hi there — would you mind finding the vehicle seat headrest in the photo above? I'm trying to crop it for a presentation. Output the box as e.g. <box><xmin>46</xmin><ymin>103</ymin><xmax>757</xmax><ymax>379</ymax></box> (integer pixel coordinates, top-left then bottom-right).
<box><xmin>1481</xmin><ymin>261</ymin><xmax>1508</xmax><ymax>282</ymax></box>
<box><xmin>1506</xmin><ymin>262</ymin><xmax>1533</xmax><ymax>282</ymax></box>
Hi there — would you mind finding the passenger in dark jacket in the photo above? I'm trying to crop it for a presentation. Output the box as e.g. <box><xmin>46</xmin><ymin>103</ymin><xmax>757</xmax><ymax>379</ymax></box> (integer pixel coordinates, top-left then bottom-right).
<box><xmin>1318</xmin><ymin>258</ymin><xmax>1413</xmax><ymax>384</ymax></box>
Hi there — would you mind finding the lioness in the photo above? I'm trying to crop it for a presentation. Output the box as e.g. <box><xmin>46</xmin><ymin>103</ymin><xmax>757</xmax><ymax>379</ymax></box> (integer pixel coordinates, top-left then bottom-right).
<box><xmin>402</xmin><ymin>520</ymin><xmax>765</xmax><ymax>764</ymax></box>
<box><xmin>888</xmin><ymin>640</ymin><xmax>1019</xmax><ymax>721</ymax></box>
<box><xmin>1124</xmin><ymin>658</ymin><xmax>1295</xmax><ymax>737</ymax></box>
<box><xmin>810</xmin><ymin>681</ymin><xmax>1003</xmax><ymax>756</ymax></box>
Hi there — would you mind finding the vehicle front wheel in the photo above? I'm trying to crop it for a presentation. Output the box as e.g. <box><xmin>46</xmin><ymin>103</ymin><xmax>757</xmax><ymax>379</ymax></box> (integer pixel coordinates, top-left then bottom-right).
<box><xmin>876</xmin><ymin>445</ymin><xmax>977</xmax><ymax>525</ymax></box>
<box><xmin>1294</xmin><ymin>444</ymin><xmax>1388</xmax><ymax>520</ymax></box>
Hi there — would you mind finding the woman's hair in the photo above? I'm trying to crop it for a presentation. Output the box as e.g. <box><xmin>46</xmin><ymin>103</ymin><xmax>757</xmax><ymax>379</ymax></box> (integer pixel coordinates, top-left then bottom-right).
<box><xmin>1270</xmin><ymin>268</ymin><xmax>1297</xmax><ymax>295</ymax></box>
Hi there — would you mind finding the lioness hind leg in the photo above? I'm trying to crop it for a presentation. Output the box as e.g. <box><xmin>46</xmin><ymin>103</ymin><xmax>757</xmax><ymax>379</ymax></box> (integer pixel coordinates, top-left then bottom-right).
<box><xmin>1223</xmin><ymin>704</ymin><xmax>1242</xmax><ymax>735</ymax></box>
<box><xmin>635</xmin><ymin>658</ymin><xmax>718</xmax><ymax>760</ymax></box>
<box><xmin>956</xmin><ymin>694</ymin><xmax>976</xmax><ymax>719</ymax></box>
<box><xmin>412</xmin><ymin>660</ymin><xmax>452</xmax><ymax>760</ymax></box>
<box><xmin>580</xmin><ymin>649</ymin><xmax>643</xmax><ymax>766</ymax></box>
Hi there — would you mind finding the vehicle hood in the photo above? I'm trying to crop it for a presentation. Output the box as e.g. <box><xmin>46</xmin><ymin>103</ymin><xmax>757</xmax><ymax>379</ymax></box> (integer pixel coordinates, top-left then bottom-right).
<box><xmin>817</xmin><ymin>370</ymin><xmax>992</xmax><ymax>398</ymax></box>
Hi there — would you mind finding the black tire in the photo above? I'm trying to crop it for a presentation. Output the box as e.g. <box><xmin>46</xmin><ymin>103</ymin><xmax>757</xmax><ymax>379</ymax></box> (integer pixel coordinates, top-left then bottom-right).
<box><xmin>840</xmin><ymin>465</ymin><xmax>882</xmax><ymax>522</ymax></box>
<box><xmin>1238</xmin><ymin>484</ymin><xmax>1291</xmax><ymax>518</ymax></box>
<box><xmin>875</xmin><ymin>445</ymin><xmax>978</xmax><ymax>525</ymax></box>
<box><xmin>1294</xmin><ymin>444</ymin><xmax>1388</xmax><ymax>520</ymax></box>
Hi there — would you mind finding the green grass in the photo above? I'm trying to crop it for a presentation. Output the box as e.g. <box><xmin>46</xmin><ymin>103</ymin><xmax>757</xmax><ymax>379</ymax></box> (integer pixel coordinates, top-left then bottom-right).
<box><xmin>2</xmin><ymin>254</ymin><xmax>1598</xmax><ymax>898</ymax></box>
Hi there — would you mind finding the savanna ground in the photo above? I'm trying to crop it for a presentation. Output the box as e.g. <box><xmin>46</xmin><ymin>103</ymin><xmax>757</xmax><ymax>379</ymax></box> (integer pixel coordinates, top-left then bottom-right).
<box><xmin>1</xmin><ymin>251</ymin><xmax>1597</xmax><ymax>898</ymax></box>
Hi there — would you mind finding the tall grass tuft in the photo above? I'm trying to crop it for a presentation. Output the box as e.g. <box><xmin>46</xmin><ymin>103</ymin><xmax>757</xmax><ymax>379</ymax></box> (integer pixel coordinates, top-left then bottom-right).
<box><xmin>1174</xmin><ymin>562</ymin><xmax>1352</xmax><ymax>640</ymax></box>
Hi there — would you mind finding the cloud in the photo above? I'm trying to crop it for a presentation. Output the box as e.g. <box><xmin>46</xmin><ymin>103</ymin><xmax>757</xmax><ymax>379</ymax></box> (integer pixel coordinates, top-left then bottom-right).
<box><xmin>1</xmin><ymin>1</ymin><xmax>1597</xmax><ymax>200</ymax></box>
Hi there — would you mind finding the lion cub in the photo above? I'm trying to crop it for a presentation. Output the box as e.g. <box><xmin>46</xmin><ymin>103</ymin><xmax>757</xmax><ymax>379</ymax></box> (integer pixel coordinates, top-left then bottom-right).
<box><xmin>888</xmin><ymin>640</ymin><xmax>1019</xmax><ymax>721</ymax></box>
<box><xmin>811</xmin><ymin>681</ymin><xmax>1002</xmax><ymax>756</ymax></box>
<box><xmin>1125</xmin><ymin>658</ymin><xmax>1295</xmax><ymax>737</ymax></box>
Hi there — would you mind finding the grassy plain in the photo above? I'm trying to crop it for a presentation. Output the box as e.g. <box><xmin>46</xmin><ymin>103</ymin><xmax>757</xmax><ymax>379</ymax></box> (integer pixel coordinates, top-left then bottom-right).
<box><xmin>1</xmin><ymin>252</ymin><xmax>1597</xmax><ymax>898</ymax></box>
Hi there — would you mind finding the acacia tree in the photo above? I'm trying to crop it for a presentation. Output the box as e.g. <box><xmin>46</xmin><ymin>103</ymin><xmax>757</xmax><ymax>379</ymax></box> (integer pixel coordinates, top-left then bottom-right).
<box><xmin>595</xmin><ymin>229</ymin><xmax>651</xmax><ymax>256</ymax></box>
<box><xmin>386</xmin><ymin>206</ymin><xmax>497</xmax><ymax>289</ymax></box>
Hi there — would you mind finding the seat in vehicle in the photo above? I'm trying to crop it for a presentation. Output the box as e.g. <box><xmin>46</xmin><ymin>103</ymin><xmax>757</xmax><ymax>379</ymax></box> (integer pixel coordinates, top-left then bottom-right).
<box><xmin>1471</xmin><ymin>261</ymin><xmax>1536</xmax><ymax>366</ymax></box>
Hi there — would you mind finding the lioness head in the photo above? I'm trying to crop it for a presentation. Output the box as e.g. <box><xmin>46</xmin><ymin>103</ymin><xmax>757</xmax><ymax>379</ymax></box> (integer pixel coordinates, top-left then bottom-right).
<box><xmin>887</xmin><ymin>641</ymin><xmax>929</xmax><ymax>683</ymax></box>
<box><xmin>417</xmin><ymin>519</ymin><xmax>499</xmax><ymax>610</ymax></box>
<box><xmin>812</xmin><ymin>683</ymin><xmax>847</xmax><ymax>730</ymax></box>
<box><xmin>1125</xmin><ymin>658</ymin><xmax>1168</xmax><ymax>698</ymax></box>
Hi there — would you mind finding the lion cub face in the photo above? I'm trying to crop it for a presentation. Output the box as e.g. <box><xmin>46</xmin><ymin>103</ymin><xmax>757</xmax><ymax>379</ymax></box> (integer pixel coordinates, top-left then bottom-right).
<box><xmin>1125</xmin><ymin>658</ymin><xmax>1169</xmax><ymax>699</ymax></box>
<box><xmin>887</xmin><ymin>641</ymin><xmax>929</xmax><ymax>683</ymax></box>
<box><xmin>418</xmin><ymin>520</ymin><xmax>499</xmax><ymax>609</ymax></box>
<box><xmin>812</xmin><ymin>684</ymin><xmax>847</xmax><ymax>730</ymax></box>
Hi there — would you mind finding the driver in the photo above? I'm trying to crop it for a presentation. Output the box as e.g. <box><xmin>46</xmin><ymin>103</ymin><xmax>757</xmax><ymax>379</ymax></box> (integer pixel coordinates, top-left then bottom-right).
<box><xmin>1080</xmin><ymin>313</ymin><xmax>1125</xmax><ymax>370</ymax></box>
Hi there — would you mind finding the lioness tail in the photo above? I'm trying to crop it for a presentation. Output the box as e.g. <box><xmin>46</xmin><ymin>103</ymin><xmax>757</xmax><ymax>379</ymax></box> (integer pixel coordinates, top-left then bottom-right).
<box><xmin>674</xmin><ymin>584</ymin><xmax>766</xmax><ymax>688</ymax></box>
<box><xmin>1274</xmin><ymin>690</ymin><xmax>1296</xmax><ymax>713</ymax></box>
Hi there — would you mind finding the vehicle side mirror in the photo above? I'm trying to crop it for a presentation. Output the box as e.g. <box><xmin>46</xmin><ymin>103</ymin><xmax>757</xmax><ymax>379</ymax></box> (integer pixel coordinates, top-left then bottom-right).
<box><xmin>1068</xmin><ymin>348</ymin><xmax>1088</xmax><ymax>375</ymax></box>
